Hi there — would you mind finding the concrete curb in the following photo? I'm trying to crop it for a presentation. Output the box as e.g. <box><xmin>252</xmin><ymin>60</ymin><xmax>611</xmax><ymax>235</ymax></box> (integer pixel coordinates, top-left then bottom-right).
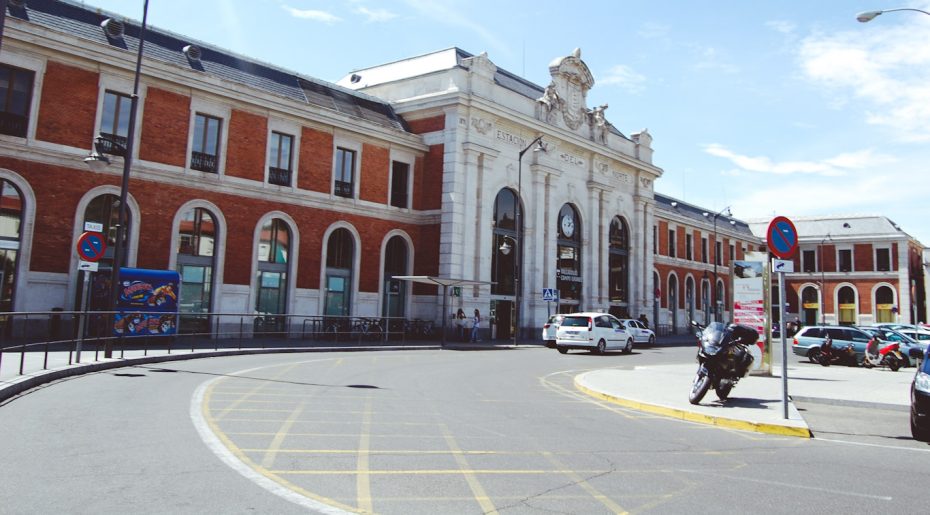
<box><xmin>0</xmin><ymin>345</ymin><xmax>440</xmax><ymax>404</ymax></box>
<box><xmin>574</xmin><ymin>375</ymin><xmax>813</xmax><ymax>438</ymax></box>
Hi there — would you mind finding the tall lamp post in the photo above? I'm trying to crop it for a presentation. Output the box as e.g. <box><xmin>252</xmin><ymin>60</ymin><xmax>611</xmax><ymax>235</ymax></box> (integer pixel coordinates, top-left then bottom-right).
<box><xmin>819</xmin><ymin>233</ymin><xmax>832</xmax><ymax>325</ymax></box>
<box><xmin>514</xmin><ymin>135</ymin><xmax>545</xmax><ymax>346</ymax></box>
<box><xmin>857</xmin><ymin>7</ymin><xmax>930</xmax><ymax>22</ymax></box>
<box><xmin>83</xmin><ymin>0</ymin><xmax>149</xmax><ymax>357</ymax></box>
<box><xmin>702</xmin><ymin>206</ymin><xmax>731</xmax><ymax>322</ymax></box>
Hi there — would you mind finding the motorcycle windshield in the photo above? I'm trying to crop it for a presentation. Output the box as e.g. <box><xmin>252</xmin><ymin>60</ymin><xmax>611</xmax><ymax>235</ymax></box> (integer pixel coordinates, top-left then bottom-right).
<box><xmin>700</xmin><ymin>322</ymin><xmax>727</xmax><ymax>356</ymax></box>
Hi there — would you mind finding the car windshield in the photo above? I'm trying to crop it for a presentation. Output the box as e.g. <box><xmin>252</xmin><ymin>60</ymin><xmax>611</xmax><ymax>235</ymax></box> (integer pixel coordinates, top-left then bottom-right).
<box><xmin>561</xmin><ymin>316</ymin><xmax>591</xmax><ymax>328</ymax></box>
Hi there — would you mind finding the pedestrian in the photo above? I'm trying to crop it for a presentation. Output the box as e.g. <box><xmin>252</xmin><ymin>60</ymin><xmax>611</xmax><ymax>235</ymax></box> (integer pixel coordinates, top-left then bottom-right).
<box><xmin>456</xmin><ymin>308</ymin><xmax>467</xmax><ymax>341</ymax></box>
<box><xmin>638</xmin><ymin>313</ymin><xmax>649</xmax><ymax>329</ymax></box>
<box><xmin>793</xmin><ymin>316</ymin><xmax>802</xmax><ymax>335</ymax></box>
<box><xmin>471</xmin><ymin>309</ymin><xmax>480</xmax><ymax>342</ymax></box>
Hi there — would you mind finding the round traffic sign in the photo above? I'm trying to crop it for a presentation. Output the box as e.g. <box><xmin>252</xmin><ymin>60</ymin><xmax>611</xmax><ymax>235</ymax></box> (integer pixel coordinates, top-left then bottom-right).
<box><xmin>76</xmin><ymin>231</ymin><xmax>107</xmax><ymax>262</ymax></box>
<box><xmin>766</xmin><ymin>216</ymin><xmax>798</xmax><ymax>259</ymax></box>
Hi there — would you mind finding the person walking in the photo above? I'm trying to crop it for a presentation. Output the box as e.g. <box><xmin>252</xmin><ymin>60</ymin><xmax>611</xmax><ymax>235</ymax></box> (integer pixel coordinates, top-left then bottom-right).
<box><xmin>638</xmin><ymin>313</ymin><xmax>650</xmax><ymax>329</ymax></box>
<box><xmin>456</xmin><ymin>308</ymin><xmax>467</xmax><ymax>341</ymax></box>
<box><xmin>470</xmin><ymin>309</ymin><xmax>481</xmax><ymax>342</ymax></box>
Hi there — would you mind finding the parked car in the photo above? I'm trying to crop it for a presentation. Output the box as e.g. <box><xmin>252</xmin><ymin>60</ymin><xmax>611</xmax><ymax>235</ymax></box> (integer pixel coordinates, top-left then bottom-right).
<box><xmin>898</xmin><ymin>328</ymin><xmax>930</xmax><ymax>352</ymax></box>
<box><xmin>555</xmin><ymin>312</ymin><xmax>633</xmax><ymax>355</ymax></box>
<box><xmin>618</xmin><ymin>319</ymin><xmax>656</xmax><ymax>345</ymax></box>
<box><xmin>911</xmin><ymin>346</ymin><xmax>930</xmax><ymax>441</ymax></box>
<box><xmin>860</xmin><ymin>326</ymin><xmax>923</xmax><ymax>366</ymax></box>
<box><xmin>792</xmin><ymin>325</ymin><xmax>873</xmax><ymax>363</ymax></box>
<box><xmin>541</xmin><ymin>314</ymin><xmax>565</xmax><ymax>348</ymax></box>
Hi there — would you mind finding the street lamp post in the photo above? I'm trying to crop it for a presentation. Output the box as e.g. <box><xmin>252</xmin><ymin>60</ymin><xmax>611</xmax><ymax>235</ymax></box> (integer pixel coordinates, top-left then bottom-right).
<box><xmin>82</xmin><ymin>1</ymin><xmax>149</xmax><ymax>358</ymax></box>
<box><xmin>514</xmin><ymin>135</ymin><xmax>545</xmax><ymax>346</ymax></box>
<box><xmin>702</xmin><ymin>206</ymin><xmax>731</xmax><ymax>322</ymax></box>
<box><xmin>819</xmin><ymin>233</ymin><xmax>832</xmax><ymax>325</ymax></box>
<box><xmin>857</xmin><ymin>7</ymin><xmax>930</xmax><ymax>22</ymax></box>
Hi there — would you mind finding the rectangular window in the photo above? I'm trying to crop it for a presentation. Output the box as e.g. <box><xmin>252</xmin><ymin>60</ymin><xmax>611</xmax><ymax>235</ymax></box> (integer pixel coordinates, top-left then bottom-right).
<box><xmin>390</xmin><ymin>161</ymin><xmax>410</xmax><ymax>208</ymax></box>
<box><xmin>0</xmin><ymin>64</ymin><xmax>34</xmax><ymax>138</ymax></box>
<box><xmin>701</xmin><ymin>237</ymin><xmax>708</xmax><ymax>264</ymax></box>
<box><xmin>802</xmin><ymin>250</ymin><xmax>816</xmax><ymax>273</ymax></box>
<box><xmin>668</xmin><ymin>229</ymin><xmax>676</xmax><ymax>258</ymax></box>
<box><xmin>838</xmin><ymin>249</ymin><xmax>852</xmax><ymax>272</ymax></box>
<box><xmin>716</xmin><ymin>241</ymin><xmax>722</xmax><ymax>266</ymax></box>
<box><xmin>686</xmin><ymin>234</ymin><xmax>693</xmax><ymax>261</ymax></box>
<box><xmin>729</xmin><ymin>243</ymin><xmax>735</xmax><ymax>261</ymax></box>
<box><xmin>334</xmin><ymin>147</ymin><xmax>356</xmax><ymax>198</ymax></box>
<box><xmin>876</xmin><ymin>248</ymin><xmax>891</xmax><ymax>272</ymax></box>
<box><xmin>267</xmin><ymin>131</ymin><xmax>293</xmax><ymax>186</ymax></box>
<box><xmin>191</xmin><ymin>113</ymin><xmax>221</xmax><ymax>173</ymax></box>
<box><xmin>653</xmin><ymin>226</ymin><xmax>657</xmax><ymax>255</ymax></box>
<box><xmin>100</xmin><ymin>90</ymin><xmax>132</xmax><ymax>156</ymax></box>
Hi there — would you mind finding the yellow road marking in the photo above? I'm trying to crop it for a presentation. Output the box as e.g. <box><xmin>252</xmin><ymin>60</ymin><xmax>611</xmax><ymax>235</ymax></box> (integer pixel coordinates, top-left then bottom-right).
<box><xmin>270</xmin><ymin>469</ymin><xmax>613</xmax><ymax>475</ymax></box>
<box><xmin>260</xmin><ymin>403</ymin><xmax>305</xmax><ymax>469</ymax></box>
<box><xmin>202</xmin><ymin>378</ymin><xmax>357</xmax><ymax>513</ymax></box>
<box><xmin>441</xmin><ymin>424</ymin><xmax>498</xmax><ymax>514</ymax></box>
<box><xmin>357</xmin><ymin>396</ymin><xmax>373</xmax><ymax>514</ymax></box>
<box><xmin>541</xmin><ymin>450</ymin><xmax>628</xmax><ymax>514</ymax></box>
<box><xmin>213</xmin><ymin>363</ymin><xmax>299</xmax><ymax>421</ymax></box>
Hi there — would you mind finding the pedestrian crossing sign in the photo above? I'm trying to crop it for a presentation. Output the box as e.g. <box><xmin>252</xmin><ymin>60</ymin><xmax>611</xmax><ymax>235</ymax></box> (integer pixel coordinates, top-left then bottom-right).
<box><xmin>542</xmin><ymin>288</ymin><xmax>559</xmax><ymax>302</ymax></box>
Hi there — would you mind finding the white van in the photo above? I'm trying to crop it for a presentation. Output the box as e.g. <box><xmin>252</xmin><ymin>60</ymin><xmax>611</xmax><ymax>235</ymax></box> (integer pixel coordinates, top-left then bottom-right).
<box><xmin>555</xmin><ymin>312</ymin><xmax>633</xmax><ymax>355</ymax></box>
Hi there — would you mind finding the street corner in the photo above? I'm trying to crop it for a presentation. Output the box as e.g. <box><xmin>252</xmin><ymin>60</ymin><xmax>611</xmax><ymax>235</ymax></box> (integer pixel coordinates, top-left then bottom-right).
<box><xmin>574</xmin><ymin>367</ymin><xmax>812</xmax><ymax>438</ymax></box>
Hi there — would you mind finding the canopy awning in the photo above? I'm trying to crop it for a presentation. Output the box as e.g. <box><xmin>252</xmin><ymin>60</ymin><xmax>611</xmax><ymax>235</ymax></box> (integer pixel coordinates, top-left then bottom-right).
<box><xmin>391</xmin><ymin>276</ymin><xmax>493</xmax><ymax>346</ymax></box>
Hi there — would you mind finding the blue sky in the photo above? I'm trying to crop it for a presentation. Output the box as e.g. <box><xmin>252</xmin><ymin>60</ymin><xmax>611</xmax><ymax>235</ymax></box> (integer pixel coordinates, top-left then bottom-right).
<box><xmin>86</xmin><ymin>0</ymin><xmax>930</xmax><ymax>245</ymax></box>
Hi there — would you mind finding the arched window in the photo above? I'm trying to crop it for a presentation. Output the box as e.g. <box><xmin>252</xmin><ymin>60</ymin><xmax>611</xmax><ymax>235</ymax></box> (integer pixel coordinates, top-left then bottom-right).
<box><xmin>82</xmin><ymin>194</ymin><xmax>132</xmax><ymax>311</ymax></box>
<box><xmin>382</xmin><ymin>236</ymin><xmax>408</xmax><ymax>318</ymax></box>
<box><xmin>701</xmin><ymin>279</ymin><xmax>711</xmax><ymax>323</ymax></box>
<box><xmin>0</xmin><ymin>179</ymin><xmax>23</xmax><ymax>312</ymax></box>
<box><xmin>608</xmin><ymin>217</ymin><xmax>629</xmax><ymax>304</ymax></box>
<box><xmin>176</xmin><ymin>207</ymin><xmax>217</xmax><ymax>333</ymax></box>
<box><xmin>256</xmin><ymin>218</ymin><xmax>290</xmax><ymax>317</ymax></box>
<box><xmin>668</xmin><ymin>274</ymin><xmax>678</xmax><ymax>331</ymax></box>
<box><xmin>686</xmin><ymin>277</ymin><xmax>695</xmax><ymax>323</ymax></box>
<box><xmin>875</xmin><ymin>285</ymin><xmax>895</xmax><ymax>323</ymax></box>
<box><xmin>556</xmin><ymin>203</ymin><xmax>581</xmax><ymax>311</ymax></box>
<box><xmin>324</xmin><ymin>228</ymin><xmax>354</xmax><ymax>316</ymax></box>
<box><xmin>715</xmin><ymin>279</ymin><xmax>725</xmax><ymax>318</ymax></box>
<box><xmin>801</xmin><ymin>286</ymin><xmax>820</xmax><ymax>326</ymax></box>
<box><xmin>491</xmin><ymin>189</ymin><xmax>518</xmax><ymax>296</ymax></box>
<box><xmin>837</xmin><ymin>285</ymin><xmax>857</xmax><ymax>326</ymax></box>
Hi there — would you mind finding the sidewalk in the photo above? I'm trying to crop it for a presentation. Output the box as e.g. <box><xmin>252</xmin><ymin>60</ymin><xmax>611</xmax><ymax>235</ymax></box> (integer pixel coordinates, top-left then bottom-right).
<box><xmin>575</xmin><ymin>359</ymin><xmax>914</xmax><ymax>439</ymax></box>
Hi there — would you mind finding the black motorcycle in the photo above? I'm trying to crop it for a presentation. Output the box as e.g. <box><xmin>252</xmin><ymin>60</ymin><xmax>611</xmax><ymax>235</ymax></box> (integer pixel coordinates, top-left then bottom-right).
<box><xmin>689</xmin><ymin>321</ymin><xmax>758</xmax><ymax>404</ymax></box>
<box><xmin>817</xmin><ymin>337</ymin><xmax>857</xmax><ymax>367</ymax></box>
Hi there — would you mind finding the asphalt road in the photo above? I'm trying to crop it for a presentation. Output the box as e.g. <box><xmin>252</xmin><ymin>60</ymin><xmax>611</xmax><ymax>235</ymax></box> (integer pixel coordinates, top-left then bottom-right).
<box><xmin>1</xmin><ymin>344</ymin><xmax>927</xmax><ymax>514</ymax></box>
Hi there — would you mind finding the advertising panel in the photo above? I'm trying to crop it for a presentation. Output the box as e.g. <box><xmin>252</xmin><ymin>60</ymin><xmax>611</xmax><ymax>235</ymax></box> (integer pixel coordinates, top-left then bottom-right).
<box><xmin>113</xmin><ymin>268</ymin><xmax>181</xmax><ymax>337</ymax></box>
<box><xmin>733</xmin><ymin>252</ymin><xmax>771</xmax><ymax>375</ymax></box>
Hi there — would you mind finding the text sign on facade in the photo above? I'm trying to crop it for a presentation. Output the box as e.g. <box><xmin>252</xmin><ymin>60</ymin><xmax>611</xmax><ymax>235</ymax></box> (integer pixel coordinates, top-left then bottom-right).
<box><xmin>766</xmin><ymin>216</ymin><xmax>799</xmax><ymax>259</ymax></box>
<box><xmin>76</xmin><ymin>231</ymin><xmax>107</xmax><ymax>262</ymax></box>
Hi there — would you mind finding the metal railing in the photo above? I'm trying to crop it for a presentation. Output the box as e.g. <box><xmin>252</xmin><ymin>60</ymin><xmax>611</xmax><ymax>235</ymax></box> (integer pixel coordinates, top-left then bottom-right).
<box><xmin>0</xmin><ymin>311</ymin><xmax>442</xmax><ymax>380</ymax></box>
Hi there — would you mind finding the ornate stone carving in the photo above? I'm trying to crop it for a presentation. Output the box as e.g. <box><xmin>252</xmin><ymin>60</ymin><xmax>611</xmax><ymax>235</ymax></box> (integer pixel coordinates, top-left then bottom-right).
<box><xmin>471</xmin><ymin>117</ymin><xmax>493</xmax><ymax>135</ymax></box>
<box><xmin>640</xmin><ymin>177</ymin><xmax>652</xmax><ymax>189</ymax></box>
<box><xmin>588</xmin><ymin>104</ymin><xmax>609</xmax><ymax>144</ymax></box>
<box><xmin>545</xmin><ymin>48</ymin><xmax>594</xmax><ymax>130</ymax></box>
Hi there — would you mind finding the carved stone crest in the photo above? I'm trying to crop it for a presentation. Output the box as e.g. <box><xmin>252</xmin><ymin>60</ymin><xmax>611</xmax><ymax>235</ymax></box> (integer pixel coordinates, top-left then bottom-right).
<box><xmin>471</xmin><ymin>117</ymin><xmax>493</xmax><ymax>135</ymax></box>
<box><xmin>540</xmin><ymin>48</ymin><xmax>595</xmax><ymax>130</ymax></box>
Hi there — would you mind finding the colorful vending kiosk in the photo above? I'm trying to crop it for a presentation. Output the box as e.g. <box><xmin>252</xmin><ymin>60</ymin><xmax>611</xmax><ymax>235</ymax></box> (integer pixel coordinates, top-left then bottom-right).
<box><xmin>113</xmin><ymin>268</ymin><xmax>181</xmax><ymax>337</ymax></box>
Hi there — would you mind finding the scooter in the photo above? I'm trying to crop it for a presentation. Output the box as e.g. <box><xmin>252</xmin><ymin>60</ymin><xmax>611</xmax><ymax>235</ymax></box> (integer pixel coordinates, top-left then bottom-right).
<box><xmin>688</xmin><ymin>321</ymin><xmax>757</xmax><ymax>404</ymax></box>
<box><xmin>862</xmin><ymin>337</ymin><xmax>905</xmax><ymax>371</ymax></box>
<box><xmin>817</xmin><ymin>337</ymin><xmax>857</xmax><ymax>367</ymax></box>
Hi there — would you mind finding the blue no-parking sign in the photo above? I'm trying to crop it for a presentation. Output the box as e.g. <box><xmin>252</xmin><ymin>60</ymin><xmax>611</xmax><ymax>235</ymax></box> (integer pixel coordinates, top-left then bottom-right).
<box><xmin>76</xmin><ymin>231</ymin><xmax>107</xmax><ymax>262</ymax></box>
<box><xmin>766</xmin><ymin>216</ymin><xmax>798</xmax><ymax>259</ymax></box>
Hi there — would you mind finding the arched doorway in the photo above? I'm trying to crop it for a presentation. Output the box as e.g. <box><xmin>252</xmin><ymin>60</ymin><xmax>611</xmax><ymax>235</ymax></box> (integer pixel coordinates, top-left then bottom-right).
<box><xmin>875</xmin><ymin>285</ymin><xmax>895</xmax><ymax>323</ymax></box>
<box><xmin>837</xmin><ymin>285</ymin><xmax>857</xmax><ymax>326</ymax></box>
<box><xmin>490</xmin><ymin>189</ymin><xmax>518</xmax><ymax>341</ymax></box>
<box><xmin>668</xmin><ymin>275</ymin><xmax>678</xmax><ymax>333</ymax></box>
<box><xmin>801</xmin><ymin>286</ymin><xmax>820</xmax><ymax>326</ymax></box>
<box><xmin>382</xmin><ymin>235</ymin><xmax>409</xmax><ymax>318</ymax></box>
<box><xmin>79</xmin><ymin>194</ymin><xmax>132</xmax><ymax>317</ymax></box>
<box><xmin>255</xmin><ymin>218</ymin><xmax>291</xmax><ymax>334</ymax></box>
<box><xmin>323</xmin><ymin>228</ymin><xmax>354</xmax><ymax>317</ymax></box>
<box><xmin>176</xmin><ymin>207</ymin><xmax>217</xmax><ymax>334</ymax></box>
<box><xmin>686</xmin><ymin>276</ymin><xmax>695</xmax><ymax>324</ymax></box>
<box><xmin>0</xmin><ymin>179</ymin><xmax>23</xmax><ymax>314</ymax></box>
<box><xmin>556</xmin><ymin>204</ymin><xmax>581</xmax><ymax>314</ymax></box>
<box><xmin>608</xmin><ymin>217</ymin><xmax>629</xmax><ymax>318</ymax></box>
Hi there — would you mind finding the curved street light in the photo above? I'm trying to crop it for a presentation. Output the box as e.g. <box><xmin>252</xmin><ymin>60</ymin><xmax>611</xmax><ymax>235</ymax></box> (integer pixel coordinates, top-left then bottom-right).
<box><xmin>857</xmin><ymin>7</ymin><xmax>930</xmax><ymax>22</ymax></box>
<box><xmin>82</xmin><ymin>0</ymin><xmax>149</xmax><ymax>357</ymax></box>
<box><xmin>702</xmin><ymin>206</ymin><xmax>731</xmax><ymax>322</ymax></box>
<box><xmin>514</xmin><ymin>136</ymin><xmax>545</xmax><ymax>346</ymax></box>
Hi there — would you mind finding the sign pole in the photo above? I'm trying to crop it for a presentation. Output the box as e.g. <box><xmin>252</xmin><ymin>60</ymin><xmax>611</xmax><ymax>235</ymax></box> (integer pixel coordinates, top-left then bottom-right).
<box><xmin>75</xmin><ymin>270</ymin><xmax>91</xmax><ymax>363</ymax></box>
<box><xmin>777</xmin><ymin>262</ymin><xmax>789</xmax><ymax>419</ymax></box>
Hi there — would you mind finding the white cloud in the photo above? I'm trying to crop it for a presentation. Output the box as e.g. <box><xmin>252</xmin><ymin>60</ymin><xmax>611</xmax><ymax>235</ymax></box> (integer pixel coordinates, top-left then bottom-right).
<box><xmin>799</xmin><ymin>10</ymin><xmax>930</xmax><ymax>142</ymax></box>
<box><xmin>402</xmin><ymin>0</ymin><xmax>508</xmax><ymax>55</ymax></box>
<box><xmin>637</xmin><ymin>22</ymin><xmax>670</xmax><ymax>40</ymax></box>
<box><xmin>766</xmin><ymin>20</ymin><xmax>796</xmax><ymax>34</ymax></box>
<box><xmin>703</xmin><ymin>144</ymin><xmax>895</xmax><ymax>176</ymax></box>
<box><xmin>282</xmin><ymin>5</ymin><xmax>341</xmax><ymax>24</ymax></box>
<box><xmin>599</xmin><ymin>65</ymin><xmax>646</xmax><ymax>93</ymax></box>
<box><xmin>354</xmin><ymin>6</ymin><xmax>398</xmax><ymax>23</ymax></box>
